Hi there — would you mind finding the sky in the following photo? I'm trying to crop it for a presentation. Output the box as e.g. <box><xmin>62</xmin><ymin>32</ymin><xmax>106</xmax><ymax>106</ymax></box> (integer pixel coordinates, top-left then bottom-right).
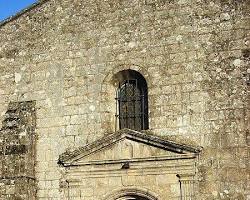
<box><xmin>0</xmin><ymin>0</ymin><xmax>38</xmax><ymax>22</ymax></box>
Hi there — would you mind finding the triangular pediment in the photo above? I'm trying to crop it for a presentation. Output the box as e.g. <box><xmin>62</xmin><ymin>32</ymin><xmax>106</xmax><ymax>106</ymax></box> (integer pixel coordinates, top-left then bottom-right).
<box><xmin>58</xmin><ymin>129</ymin><xmax>201</xmax><ymax>166</ymax></box>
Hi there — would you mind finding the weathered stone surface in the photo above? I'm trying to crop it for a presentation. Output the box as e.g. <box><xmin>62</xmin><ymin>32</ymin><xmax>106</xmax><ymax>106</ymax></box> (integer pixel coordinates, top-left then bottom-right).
<box><xmin>0</xmin><ymin>0</ymin><xmax>249</xmax><ymax>199</ymax></box>
<box><xmin>0</xmin><ymin>101</ymin><xmax>36</xmax><ymax>200</ymax></box>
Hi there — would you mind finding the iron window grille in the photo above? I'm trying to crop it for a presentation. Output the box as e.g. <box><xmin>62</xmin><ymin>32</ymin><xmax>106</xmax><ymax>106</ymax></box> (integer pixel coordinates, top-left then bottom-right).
<box><xmin>116</xmin><ymin>78</ymin><xmax>148</xmax><ymax>131</ymax></box>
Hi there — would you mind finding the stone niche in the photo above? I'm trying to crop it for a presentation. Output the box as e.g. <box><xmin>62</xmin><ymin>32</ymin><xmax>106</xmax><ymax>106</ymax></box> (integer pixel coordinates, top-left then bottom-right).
<box><xmin>58</xmin><ymin>129</ymin><xmax>201</xmax><ymax>200</ymax></box>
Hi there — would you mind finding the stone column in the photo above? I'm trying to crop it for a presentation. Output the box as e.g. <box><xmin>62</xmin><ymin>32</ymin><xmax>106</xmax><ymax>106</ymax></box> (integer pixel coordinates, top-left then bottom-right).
<box><xmin>177</xmin><ymin>174</ymin><xmax>196</xmax><ymax>200</ymax></box>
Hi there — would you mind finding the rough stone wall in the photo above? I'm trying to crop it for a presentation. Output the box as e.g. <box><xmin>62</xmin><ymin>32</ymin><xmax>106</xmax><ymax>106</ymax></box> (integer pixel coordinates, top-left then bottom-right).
<box><xmin>0</xmin><ymin>101</ymin><xmax>36</xmax><ymax>199</ymax></box>
<box><xmin>0</xmin><ymin>0</ymin><xmax>249</xmax><ymax>199</ymax></box>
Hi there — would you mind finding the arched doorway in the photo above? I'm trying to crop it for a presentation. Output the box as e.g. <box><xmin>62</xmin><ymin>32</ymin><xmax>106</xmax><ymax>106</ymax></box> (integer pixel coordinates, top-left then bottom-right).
<box><xmin>104</xmin><ymin>188</ymin><xmax>158</xmax><ymax>200</ymax></box>
<box><xmin>116</xmin><ymin>194</ymin><xmax>150</xmax><ymax>200</ymax></box>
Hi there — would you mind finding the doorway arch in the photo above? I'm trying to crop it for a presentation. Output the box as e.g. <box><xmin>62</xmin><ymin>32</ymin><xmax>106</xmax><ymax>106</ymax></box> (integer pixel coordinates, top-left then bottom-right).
<box><xmin>103</xmin><ymin>188</ymin><xmax>158</xmax><ymax>200</ymax></box>
<box><xmin>116</xmin><ymin>194</ymin><xmax>152</xmax><ymax>200</ymax></box>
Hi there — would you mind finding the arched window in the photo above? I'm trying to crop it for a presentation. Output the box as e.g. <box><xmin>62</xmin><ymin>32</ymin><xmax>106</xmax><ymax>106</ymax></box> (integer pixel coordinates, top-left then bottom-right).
<box><xmin>115</xmin><ymin>70</ymin><xmax>148</xmax><ymax>131</ymax></box>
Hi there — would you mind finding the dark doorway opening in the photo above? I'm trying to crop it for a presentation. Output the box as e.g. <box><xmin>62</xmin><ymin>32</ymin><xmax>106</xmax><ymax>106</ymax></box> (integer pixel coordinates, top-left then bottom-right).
<box><xmin>117</xmin><ymin>195</ymin><xmax>150</xmax><ymax>200</ymax></box>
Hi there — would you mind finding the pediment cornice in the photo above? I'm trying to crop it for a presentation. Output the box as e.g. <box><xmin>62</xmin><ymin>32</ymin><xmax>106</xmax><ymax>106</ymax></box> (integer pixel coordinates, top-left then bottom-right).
<box><xmin>58</xmin><ymin>129</ymin><xmax>202</xmax><ymax>166</ymax></box>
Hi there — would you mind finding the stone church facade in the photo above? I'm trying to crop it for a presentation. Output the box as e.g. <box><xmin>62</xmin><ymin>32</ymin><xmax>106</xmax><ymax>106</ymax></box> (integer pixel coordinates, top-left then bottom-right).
<box><xmin>0</xmin><ymin>0</ymin><xmax>249</xmax><ymax>199</ymax></box>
